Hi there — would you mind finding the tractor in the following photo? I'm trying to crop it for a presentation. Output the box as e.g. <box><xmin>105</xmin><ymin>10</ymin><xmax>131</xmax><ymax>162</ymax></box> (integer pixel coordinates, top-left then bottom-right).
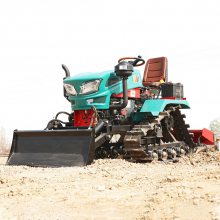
<box><xmin>7</xmin><ymin>56</ymin><xmax>197</xmax><ymax>166</ymax></box>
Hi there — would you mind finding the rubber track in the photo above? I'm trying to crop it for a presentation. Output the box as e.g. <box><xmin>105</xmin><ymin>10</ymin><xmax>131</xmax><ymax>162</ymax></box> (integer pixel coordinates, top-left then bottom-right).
<box><xmin>124</xmin><ymin>111</ymin><xmax>170</xmax><ymax>160</ymax></box>
<box><xmin>171</xmin><ymin>108</ymin><xmax>196</xmax><ymax>151</ymax></box>
<box><xmin>124</xmin><ymin>108</ymin><xmax>195</xmax><ymax>161</ymax></box>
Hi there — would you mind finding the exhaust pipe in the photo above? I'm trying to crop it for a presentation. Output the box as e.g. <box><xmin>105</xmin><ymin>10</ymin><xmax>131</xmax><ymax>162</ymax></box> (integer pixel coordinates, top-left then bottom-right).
<box><xmin>62</xmin><ymin>64</ymin><xmax>70</xmax><ymax>78</ymax></box>
<box><xmin>110</xmin><ymin>78</ymin><xmax>128</xmax><ymax>110</ymax></box>
<box><xmin>110</xmin><ymin>61</ymin><xmax>133</xmax><ymax>110</ymax></box>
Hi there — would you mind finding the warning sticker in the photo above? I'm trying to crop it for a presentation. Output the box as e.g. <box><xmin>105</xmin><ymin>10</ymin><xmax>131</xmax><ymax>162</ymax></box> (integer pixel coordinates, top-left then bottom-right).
<box><xmin>133</xmin><ymin>75</ymin><xmax>139</xmax><ymax>83</ymax></box>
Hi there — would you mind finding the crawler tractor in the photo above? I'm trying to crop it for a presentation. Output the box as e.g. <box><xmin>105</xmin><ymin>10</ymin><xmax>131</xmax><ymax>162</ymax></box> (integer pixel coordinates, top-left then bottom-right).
<box><xmin>7</xmin><ymin>56</ymin><xmax>197</xmax><ymax>166</ymax></box>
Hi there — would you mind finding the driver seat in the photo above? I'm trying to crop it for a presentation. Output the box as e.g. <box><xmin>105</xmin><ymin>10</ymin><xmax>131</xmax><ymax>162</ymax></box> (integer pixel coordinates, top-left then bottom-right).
<box><xmin>142</xmin><ymin>57</ymin><xmax>168</xmax><ymax>87</ymax></box>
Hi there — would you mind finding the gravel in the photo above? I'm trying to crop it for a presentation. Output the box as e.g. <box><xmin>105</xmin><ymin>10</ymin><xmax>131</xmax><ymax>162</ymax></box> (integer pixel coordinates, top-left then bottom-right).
<box><xmin>0</xmin><ymin>151</ymin><xmax>219</xmax><ymax>220</ymax></box>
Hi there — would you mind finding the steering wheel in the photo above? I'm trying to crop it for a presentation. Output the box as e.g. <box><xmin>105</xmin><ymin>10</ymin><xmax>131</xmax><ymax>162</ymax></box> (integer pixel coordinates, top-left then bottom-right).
<box><xmin>118</xmin><ymin>56</ymin><xmax>145</xmax><ymax>67</ymax></box>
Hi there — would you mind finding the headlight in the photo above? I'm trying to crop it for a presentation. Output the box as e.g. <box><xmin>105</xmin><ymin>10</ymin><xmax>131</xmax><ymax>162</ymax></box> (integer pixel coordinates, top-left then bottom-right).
<box><xmin>63</xmin><ymin>83</ymin><xmax>77</xmax><ymax>96</ymax></box>
<box><xmin>80</xmin><ymin>80</ymin><xmax>101</xmax><ymax>94</ymax></box>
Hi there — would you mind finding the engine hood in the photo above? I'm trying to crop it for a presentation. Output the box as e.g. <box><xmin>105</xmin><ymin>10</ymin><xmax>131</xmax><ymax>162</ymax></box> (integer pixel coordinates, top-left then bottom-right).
<box><xmin>64</xmin><ymin>70</ymin><xmax>114</xmax><ymax>82</ymax></box>
<box><xmin>63</xmin><ymin>69</ymin><xmax>143</xmax><ymax>110</ymax></box>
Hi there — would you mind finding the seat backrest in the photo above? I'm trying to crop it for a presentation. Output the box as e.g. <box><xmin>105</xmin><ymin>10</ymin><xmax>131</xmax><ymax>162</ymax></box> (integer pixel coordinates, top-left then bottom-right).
<box><xmin>142</xmin><ymin>57</ymin><xmax>168</xmax><ymax>87</ymax></box>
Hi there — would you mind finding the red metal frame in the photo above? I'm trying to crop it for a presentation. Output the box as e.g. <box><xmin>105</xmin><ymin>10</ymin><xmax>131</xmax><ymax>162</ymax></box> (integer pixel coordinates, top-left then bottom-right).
<box><xmin>74</xmin><ymin>109</ymin><xmax>96</xmax><ymax>127</ymax></box>
<box><xmin>112</xmin><ymin>88</ymin><xmax>141</xmax><ymax>99</ymax></box>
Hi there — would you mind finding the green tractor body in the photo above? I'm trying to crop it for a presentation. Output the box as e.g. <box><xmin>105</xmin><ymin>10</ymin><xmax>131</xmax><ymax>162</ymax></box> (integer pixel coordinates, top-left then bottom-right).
<box><xmin>7</xmin><ymin>56</ymin><xmax>196</xmax><ymax>167</ymax></box>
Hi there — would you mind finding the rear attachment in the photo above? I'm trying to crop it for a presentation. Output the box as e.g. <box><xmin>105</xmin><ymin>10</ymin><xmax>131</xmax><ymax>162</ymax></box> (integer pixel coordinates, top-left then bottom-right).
<box><xmin>189</xmin><ymin>128</ymin><xmax>214</xmax><ymax>145</ymax></box>
<box><xmin>7</xmin><ymin>129</ymin><xmax>95</xmax><ymax>167</ymax></box>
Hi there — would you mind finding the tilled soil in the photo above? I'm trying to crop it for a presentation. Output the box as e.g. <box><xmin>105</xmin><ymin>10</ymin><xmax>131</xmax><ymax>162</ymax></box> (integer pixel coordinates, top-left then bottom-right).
<box><xmin>0</xmin><ymin>151</ymin><xmax>220</xmax><ymax>220</ymax></box>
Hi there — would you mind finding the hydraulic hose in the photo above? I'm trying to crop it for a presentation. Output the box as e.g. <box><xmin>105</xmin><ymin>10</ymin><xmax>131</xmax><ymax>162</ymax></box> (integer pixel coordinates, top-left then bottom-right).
<box><xmin>44</xmin><ymin>119</ymin><xmax>69</xmax><ymax>130</ymax></box>
<box><xmin>55</xmin><ymin>111</ymin><xmax>72</xmax><ymax>120</ymax></box>
<box><xmin>44</xmin><ymin>111</ymin><xmax>73</xmax><ymax>130</ymax></box>
<box><xmin>94</xmin><ymin>120</ymin><xmax>105</xmax><ymax>134</ymax></box>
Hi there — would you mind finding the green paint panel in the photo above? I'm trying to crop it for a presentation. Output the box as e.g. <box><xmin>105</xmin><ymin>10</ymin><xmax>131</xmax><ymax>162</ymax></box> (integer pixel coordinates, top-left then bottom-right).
<box><xmin>131</xmin><ymin>112</ymin><xmax>147</xmax><ymax>123</ymax></box>
<box><xmin>140</xmin><ymin>99</ymin><xmax>190</xmax><ymax>116</ymax></box>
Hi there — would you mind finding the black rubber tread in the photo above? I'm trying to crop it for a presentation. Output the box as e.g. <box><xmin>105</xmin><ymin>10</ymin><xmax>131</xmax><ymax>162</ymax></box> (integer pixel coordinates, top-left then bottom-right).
<box><xmin>123</xmin><ymin>107</ymin><xmax>195</xmax><ymax>161</ymax></box>
<box><xmin>170</xmin><ymin>108</ymin><xmax>196</xmax><ymax>151</ymax></box>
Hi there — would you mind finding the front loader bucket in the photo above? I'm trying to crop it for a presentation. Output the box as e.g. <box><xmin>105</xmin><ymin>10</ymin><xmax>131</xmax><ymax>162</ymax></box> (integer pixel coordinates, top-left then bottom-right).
<box><xmin>7</xmin><ymin>129</ymin><xmax>95</xmax><ymax>167</ymax></box>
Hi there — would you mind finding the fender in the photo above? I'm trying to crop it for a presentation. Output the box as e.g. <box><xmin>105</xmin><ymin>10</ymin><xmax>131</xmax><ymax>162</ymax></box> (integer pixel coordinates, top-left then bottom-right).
<box><xmin>140</xmin><ymin>99</ymin><xmax>190</xmax><ymax>116</ymax></box>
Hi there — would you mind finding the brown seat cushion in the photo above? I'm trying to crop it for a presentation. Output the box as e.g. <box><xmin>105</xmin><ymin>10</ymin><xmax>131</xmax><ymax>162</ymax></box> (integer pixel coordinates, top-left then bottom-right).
<box><xmin>142</xmin><ymin>57</ymin><xmax>168</xmax><ymax>87</ymax></box>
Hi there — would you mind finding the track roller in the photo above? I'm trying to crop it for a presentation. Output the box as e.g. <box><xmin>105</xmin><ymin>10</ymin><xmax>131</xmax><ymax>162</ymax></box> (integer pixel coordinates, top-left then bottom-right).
<box><xmin>158</xmin><ymin>149</ymin><xmax>168</xmax><ymax>161</ymax></box>
<box><xmin>167</xmin><ymin>148</ymin><xmax>177</xmax><ymax>159</ymax></box>
<box><xmin>175</xmin><ymin>146</ymin><xmax>186</xmax><ymax>157</ymax></box>
<box><xmin>152</xmin><ymin>151</ymin><xmax>159</xmax><ymax>160</ymax></box>
<box><xmin>110</xmin><ymin>146</ymin><xmax>118</xmax><ymax>159</ymax></box>
<box><xmin>95</xmin><ymin>146</ymin><xmax>109</xmax><ymax>159</ymax></box>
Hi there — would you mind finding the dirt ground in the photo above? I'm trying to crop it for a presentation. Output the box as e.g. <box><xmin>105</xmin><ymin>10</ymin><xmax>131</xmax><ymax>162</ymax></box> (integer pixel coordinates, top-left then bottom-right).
<box><xmin>0</xmin><ymin>150</ymin><xmax>220</xmax><ymax>220</ymax></box>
